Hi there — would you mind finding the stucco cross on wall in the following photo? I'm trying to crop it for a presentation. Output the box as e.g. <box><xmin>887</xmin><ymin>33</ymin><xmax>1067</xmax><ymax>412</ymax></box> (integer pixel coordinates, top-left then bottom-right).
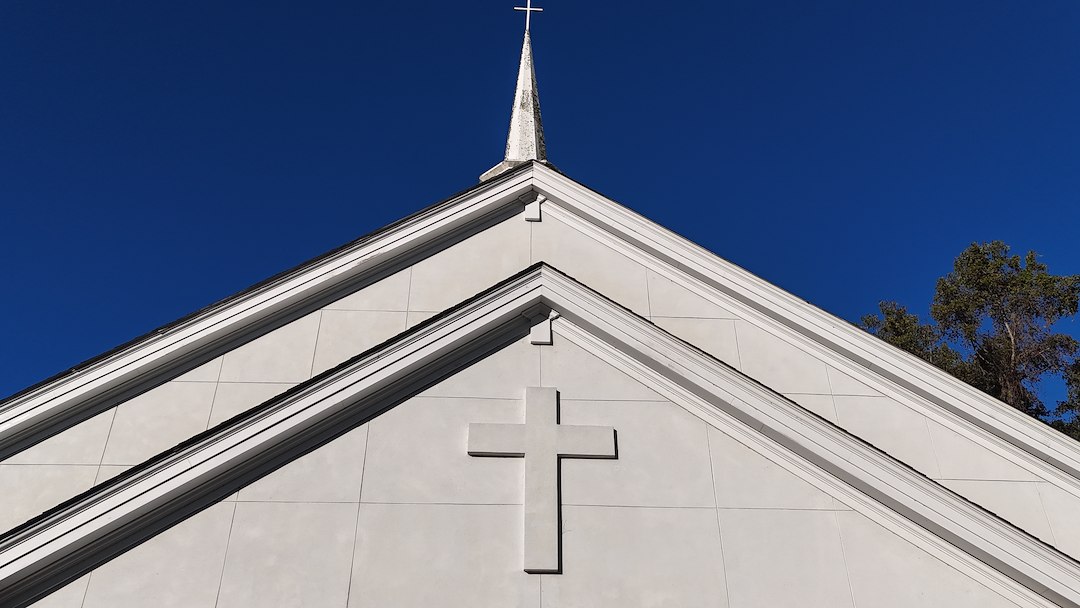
<box><xmin>468</xmin><ymin>386</ymin><xmax>616</xmax><ymax>573</ymax></box>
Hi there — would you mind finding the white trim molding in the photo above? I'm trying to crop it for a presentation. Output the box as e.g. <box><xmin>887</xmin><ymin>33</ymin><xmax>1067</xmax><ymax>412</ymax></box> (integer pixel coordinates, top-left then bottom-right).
<box><xmin>529</xmin><ymin>163</ymin><xmax>1080</xmax><ymax>496</ymax></box>
<box><xmin>0</xmin><ymin>167</ymin><xmax>540</xmax><ymax>459</ymax></box>
<box><xmin>1</xmin><ymin>265</ymin><xmax>1078</xmax><ymax>608</ymax></box>
<box><xmin>6</xmin><ymin>162</ymin><xmax>1080</xmax><ymax>499</ymax></box>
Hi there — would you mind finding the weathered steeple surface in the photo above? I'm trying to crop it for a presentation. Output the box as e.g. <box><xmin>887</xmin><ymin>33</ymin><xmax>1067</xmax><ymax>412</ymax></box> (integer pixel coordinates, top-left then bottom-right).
<box><xmin>503</xmin><ymin>32</ymin><xmax>546</xmax><ymax>163</ymax></box>
<box><xmin>481</xmin><ymin>6</ymin><xmax>548</xmax><ymax>182</ymax></box>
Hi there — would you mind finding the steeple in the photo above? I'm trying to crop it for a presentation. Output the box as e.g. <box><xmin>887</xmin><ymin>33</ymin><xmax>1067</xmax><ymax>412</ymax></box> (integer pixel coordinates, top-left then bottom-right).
<box><xmin>481</xmin><ymin>2</ymin><xmax>548</xmax><ymax>182</ymax></box>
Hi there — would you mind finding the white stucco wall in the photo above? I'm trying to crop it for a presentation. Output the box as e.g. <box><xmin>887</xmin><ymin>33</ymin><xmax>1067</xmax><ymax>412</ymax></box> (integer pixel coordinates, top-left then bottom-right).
<box><xmin>32</xmin><ymin>328</ymin><xmax>1027</xmax><ymax>608</ymax></box>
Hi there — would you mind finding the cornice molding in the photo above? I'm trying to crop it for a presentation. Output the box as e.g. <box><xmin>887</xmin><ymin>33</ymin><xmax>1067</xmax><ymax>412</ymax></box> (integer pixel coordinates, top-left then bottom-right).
<box><xmin>0</xmin><ymin>264</ymin><xmax>1076</xmax><ymax>607</ymax></box>
<box><xmin>0</xmin><ymin>165</ymin><xmax>539</xmax><ymax>460</ymax></box>
<box><xmin>530</xmin><ymin>163</ymin><xmax>1080</xmax><ymax>495</ymax></box>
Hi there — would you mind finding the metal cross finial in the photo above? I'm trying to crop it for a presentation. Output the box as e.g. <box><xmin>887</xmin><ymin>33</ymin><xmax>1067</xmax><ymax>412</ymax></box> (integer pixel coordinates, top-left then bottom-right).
<box><xmin>514</xmin><ymin>0</ymin><xmax>544</xmax><ymax>32</ymax></box>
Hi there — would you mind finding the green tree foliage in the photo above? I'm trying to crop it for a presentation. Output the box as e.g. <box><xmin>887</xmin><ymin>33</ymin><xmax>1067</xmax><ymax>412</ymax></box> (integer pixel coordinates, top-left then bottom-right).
<box><xmin>861</xmin><ymin>241</ymin><xmax>1080</xmax><ymax>439</ymax></box>
<box><xmin>860</xmin><ymin>302</ymin><xmax>964</xmax><ymax>371</ymax></box>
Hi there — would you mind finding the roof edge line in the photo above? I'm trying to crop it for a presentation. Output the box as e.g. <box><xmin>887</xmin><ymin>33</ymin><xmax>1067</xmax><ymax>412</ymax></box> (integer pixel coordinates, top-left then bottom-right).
<box><xmin>0</xmin><ymin>164</ymin><xmax>542</xmax><ymax>460</ymax></box>
<box><xmin>528</xmin><ymin>162</ymin><xmax>1080</xmax><ymax>492</ymax></box>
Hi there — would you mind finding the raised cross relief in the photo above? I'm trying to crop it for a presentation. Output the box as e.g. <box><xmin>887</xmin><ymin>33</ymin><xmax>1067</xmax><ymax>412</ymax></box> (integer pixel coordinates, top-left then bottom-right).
<box><xmin>468</xmin><ymin>387</ymin><xmax>616</xmax><ymax>573</ymax></box>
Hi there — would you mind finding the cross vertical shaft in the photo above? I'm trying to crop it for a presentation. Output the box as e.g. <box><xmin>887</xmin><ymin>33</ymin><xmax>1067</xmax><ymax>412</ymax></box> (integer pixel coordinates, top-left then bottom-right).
<box><xmin>524</xmin><ymin>387</ymin><xmax>560</xmax><ymax>572</ymax></box>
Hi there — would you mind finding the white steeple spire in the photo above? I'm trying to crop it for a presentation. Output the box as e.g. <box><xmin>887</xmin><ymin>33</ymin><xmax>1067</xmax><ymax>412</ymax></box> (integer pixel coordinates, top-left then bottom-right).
<box><xmin>481</xmin><ymin>2</ymin><xmax>548</xmax><ymax>181</ymax></box>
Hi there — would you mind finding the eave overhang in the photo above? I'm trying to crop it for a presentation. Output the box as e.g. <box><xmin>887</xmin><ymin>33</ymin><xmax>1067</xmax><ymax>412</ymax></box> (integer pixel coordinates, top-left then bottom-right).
<box><xmin>1</xmin><ymin>264</ymin><xmax>1078</xmax><ymax>608</ymax></box>
<box><xmin>0</xmin><ymin>162</ymin><xmax>541</xmax><ymax>460</ymax></box>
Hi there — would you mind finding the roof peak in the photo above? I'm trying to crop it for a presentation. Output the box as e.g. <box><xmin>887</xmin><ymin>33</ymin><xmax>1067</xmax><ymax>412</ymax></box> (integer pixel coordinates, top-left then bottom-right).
<box><xmin>481</xmin><ymin>24</ymin><xmax>547</xmax><ymax>182</ymax></box>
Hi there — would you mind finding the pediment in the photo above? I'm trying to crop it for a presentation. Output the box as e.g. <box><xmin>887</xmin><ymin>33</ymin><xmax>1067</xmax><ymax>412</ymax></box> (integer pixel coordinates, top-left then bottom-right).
<box><xmin>6</xmin><ymin>161</ymin><xmax>1080</xmax><ymax>526</ymax></box>
<box><xmin>3</xmin><ymin>265</ymin><xmax>1078</xmax><ymax>608</ymax></box>
<box><xmin>6</xmin><ymin>162</ymin><xmax>1080</xmax><ymax>498</ymax></box>
<box><xmin>5</xmin><ymin>162</ymin><xmax>1080</xmax><ymax>604</ymax></box>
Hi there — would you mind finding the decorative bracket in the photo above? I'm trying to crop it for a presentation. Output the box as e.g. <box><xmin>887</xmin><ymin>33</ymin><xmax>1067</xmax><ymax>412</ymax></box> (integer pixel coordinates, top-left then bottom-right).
<box><xmin>528</xmin><ymin>308</ymin><xmax>560</xmax><ymax>345</ymax></box>
<box><xmin>524</xmin><ymin>194</ymin><xmax>545</xmax><ymax>222</ymax></box>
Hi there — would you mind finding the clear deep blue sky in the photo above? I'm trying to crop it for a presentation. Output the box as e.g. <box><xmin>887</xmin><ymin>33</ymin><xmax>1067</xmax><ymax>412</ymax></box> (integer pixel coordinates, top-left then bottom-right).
<box><xmin>2</xmin><ymin>1</ymin><xmax>1078</xmax><ymax>401</ymax></box>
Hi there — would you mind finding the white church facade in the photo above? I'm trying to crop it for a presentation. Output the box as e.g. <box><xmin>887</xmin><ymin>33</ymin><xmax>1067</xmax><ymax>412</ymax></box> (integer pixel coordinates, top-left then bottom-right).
<box><xmin>4</xmin><ymin>8</ymin><xmax>1080</xmax><ymax>608</ymax></box>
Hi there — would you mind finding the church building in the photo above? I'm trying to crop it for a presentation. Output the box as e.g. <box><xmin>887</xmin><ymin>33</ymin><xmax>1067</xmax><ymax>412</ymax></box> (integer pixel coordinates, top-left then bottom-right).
<box><xmin>4</xmin><ymin>5</ymin><xmax>1080</xmax><ymax>607</ymax></box>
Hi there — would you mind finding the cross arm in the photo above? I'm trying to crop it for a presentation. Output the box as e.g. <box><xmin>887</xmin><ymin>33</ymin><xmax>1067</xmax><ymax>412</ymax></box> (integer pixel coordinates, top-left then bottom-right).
<box><xmin>468</xmin><ymin>423</ymin><xmax>526</xmax><ymax>457</ymax></box>
<box><xmin>557</xmin><ymin>425</ymin><xmax>616</xmax><ymax>458</ymax></box>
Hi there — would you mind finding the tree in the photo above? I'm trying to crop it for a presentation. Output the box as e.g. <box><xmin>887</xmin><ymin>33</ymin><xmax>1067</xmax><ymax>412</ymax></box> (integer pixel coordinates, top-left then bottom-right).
<box><xmin>861</xmin><ymin>241</ymin><xmax>1080</xmax><ymax>438</ymax></box>
<box><xmin>859</xmin><ymin>302</ymin><xmax>964</xmax><ymax>373</ymax></box>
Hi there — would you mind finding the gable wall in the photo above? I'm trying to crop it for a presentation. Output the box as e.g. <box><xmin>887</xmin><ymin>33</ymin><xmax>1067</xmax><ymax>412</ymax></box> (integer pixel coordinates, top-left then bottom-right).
<box><xmin>7</xmin><ymin>178</ymin><xmax>1080</xmax><ymax>574</ymax></box>
<box><xmin>31</xmin><ymin>327</ymin><xmax>1035</xmax><ymax>608</ymax></box>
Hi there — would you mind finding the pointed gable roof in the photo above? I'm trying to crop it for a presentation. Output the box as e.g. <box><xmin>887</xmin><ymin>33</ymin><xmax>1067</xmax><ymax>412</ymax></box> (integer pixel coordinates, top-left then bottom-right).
<box><xmin>2</xmin><ymin>263</ymin><xmax>1078</xmax><ymax>608</ymax></box>
<box><xmin>5</xmin><ymin>160</ymin><xmax>1080</xmax><ymax>595</ymax></box>
<box><xmin>6</xmin><ymin>161</ymin><xmax>1080</xmax><ymax>490</ymax></box>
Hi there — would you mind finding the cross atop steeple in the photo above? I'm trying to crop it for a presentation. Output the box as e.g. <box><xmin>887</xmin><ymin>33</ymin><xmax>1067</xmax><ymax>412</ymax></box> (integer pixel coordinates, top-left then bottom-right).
<box><xmin>514</xmin><ymin>0</ymin><xmax>544</xmax><ymax>32</ymax></box>
<box><xmin>480</xmin><ymin>2</ymin><xmax>549</xmax><ymax>182</ymax></box>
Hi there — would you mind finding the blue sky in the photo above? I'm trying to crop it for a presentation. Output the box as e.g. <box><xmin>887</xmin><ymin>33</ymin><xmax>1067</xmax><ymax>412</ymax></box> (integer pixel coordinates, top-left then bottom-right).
<box><xmin>1</xmin><ymin>1</ymin><xmax>1078</xmax><ymax>401</ymax></box>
